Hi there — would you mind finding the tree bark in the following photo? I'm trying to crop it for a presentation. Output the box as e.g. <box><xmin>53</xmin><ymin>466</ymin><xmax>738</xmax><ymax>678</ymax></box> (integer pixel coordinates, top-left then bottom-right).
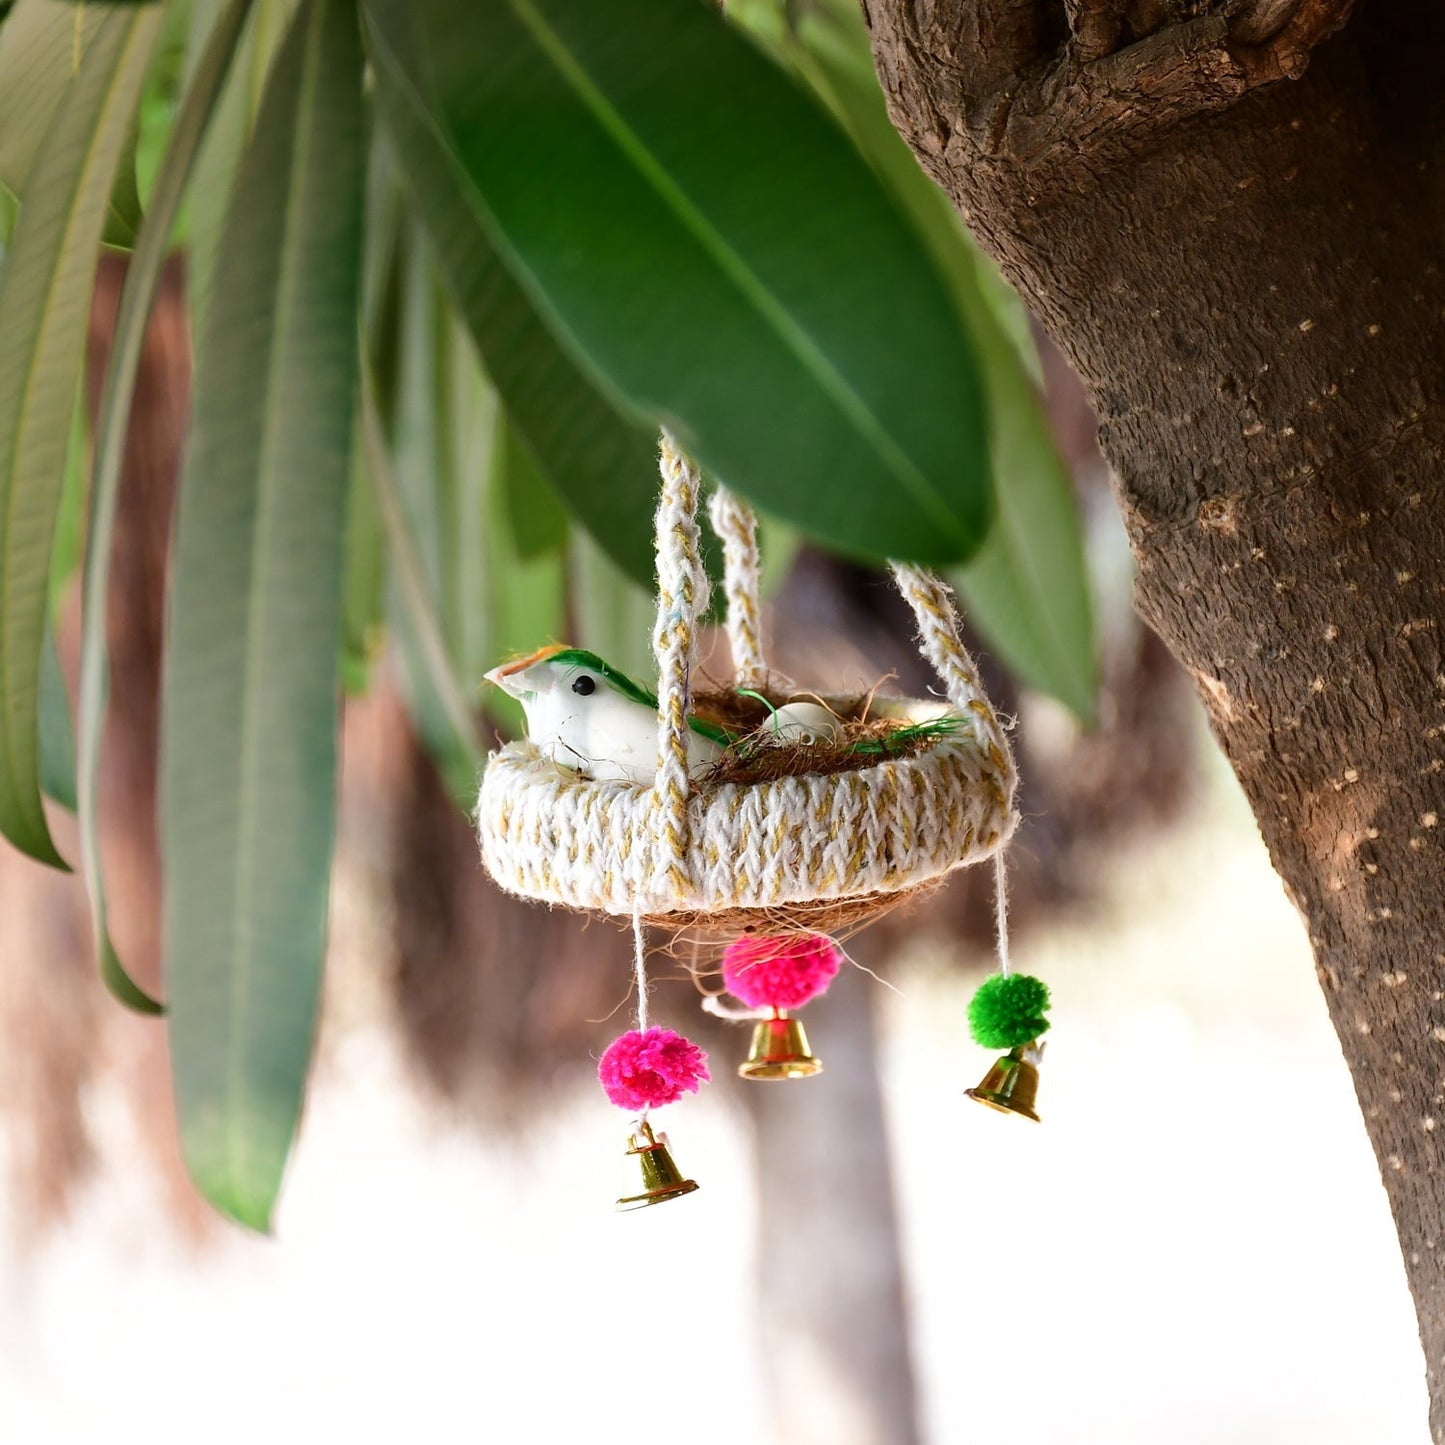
<box><xmin>861</xmin><ymin>0</ymin><xmax>1445</xmax><ymax>1432</ymax></box>
<box><xmin>741</xmin><ymin>973</ymin><xmax>921</xmax><ymax>1445</ymax></box>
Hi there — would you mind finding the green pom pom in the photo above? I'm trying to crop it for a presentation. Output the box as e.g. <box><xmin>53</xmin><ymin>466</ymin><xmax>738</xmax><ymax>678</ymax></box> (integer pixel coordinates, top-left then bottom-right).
<box><xmin>967</xmin><ymin>973</ymin><xmax>1051</xmax><ymax>1049</ymax></box>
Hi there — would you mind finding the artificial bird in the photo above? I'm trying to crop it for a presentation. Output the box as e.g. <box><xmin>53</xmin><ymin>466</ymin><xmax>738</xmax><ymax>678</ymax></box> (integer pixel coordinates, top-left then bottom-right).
<box><xmin>484</xmin><ymin>645</ymin><xmax>839</xmax><ymax>785</ymax></box>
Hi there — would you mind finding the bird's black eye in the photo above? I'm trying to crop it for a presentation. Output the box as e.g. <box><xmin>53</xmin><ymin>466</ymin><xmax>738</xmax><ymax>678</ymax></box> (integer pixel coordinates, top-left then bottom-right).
<box><xmin>572</xmin><ymin>674</ymin><xmax>596</xmax><ymax>696</ymax></box>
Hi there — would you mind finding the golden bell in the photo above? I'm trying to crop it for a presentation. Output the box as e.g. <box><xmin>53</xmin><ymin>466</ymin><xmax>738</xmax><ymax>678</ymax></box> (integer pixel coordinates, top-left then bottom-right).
<box><xmin>739</xmin><ymin>1010</ymin><xmax>823</xmax><ymax>1081</ymax></box>
<box><xmin>965</xmin><ymin>1043</ymin><xmax>1042</xmax><ymax>1122</ymax></box>
<box><xmin>615</xmin><ymin>1120</ymin><xmax>700</xmax><ymax>1211</ymax></box>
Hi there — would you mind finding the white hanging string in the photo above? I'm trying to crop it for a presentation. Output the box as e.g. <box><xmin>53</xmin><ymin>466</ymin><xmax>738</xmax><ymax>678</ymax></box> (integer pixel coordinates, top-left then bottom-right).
<box><xmin>632</xmin><ymin>905</ymin><xmax>650</xmax><ymax>1031</ymax></box>
<box><xmin>994</xmin><ymin>849</ymin><xmax>1012</xmax><ymax>978</ymax></box>
<box><xmin>632</xmin><ymin>906</ymin><xmax>652</xmax><ymax>1129</ymax></box>
<box><xmin>700</xmin><ymin>994</ymin><xmax>766</xmax><ymax>1022</ymax></box>
<box><xmin>833</xmin><ymin>939</ymin><xmax>906</xmax><ymax>997</ymax></box>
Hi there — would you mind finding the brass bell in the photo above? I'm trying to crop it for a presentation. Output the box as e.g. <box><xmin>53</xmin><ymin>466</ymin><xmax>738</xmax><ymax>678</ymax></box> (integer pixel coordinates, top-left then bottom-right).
<box><xmin>739</xmin><ymin>1010</ymin><xmax>823</xmax><ymax>1081</ymax></box>
<box><xmin>615</xmin><ymin>1120</ymin><xmax>700</xmax><ymax>1211</ymax></box>
<box><xmin>965</xmin><ymin>1042</ymin><xmax>1042</xmax><ymax>1122</ymax></box>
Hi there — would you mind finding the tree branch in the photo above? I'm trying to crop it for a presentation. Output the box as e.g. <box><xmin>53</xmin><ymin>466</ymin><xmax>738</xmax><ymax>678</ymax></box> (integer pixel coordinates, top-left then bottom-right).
<box><xmin>877</xmin><ymin>0</ymin><xmax>1359</xmax><ymax>172</ymax></box>
<box><xmin>1063</xmin><ymin>0</ymin><xmax>1121</xmax><ymax>62</ymax></box>
<box><xmin>1228</xmin><ymin>0</ymin><xmax>1357</xmax><ymax>81</ymax></box>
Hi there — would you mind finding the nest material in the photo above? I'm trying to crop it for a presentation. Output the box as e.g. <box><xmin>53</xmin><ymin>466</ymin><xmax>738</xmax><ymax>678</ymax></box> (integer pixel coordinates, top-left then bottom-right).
<box><xmin>646</xmin><ymin>879</ymin><xmax>941</xmax><ymax>939</ymax></box>
<box><xmin>692</xmin><ymin>684</ymin><xmax>955</xmax><ymax>788</ymax></box>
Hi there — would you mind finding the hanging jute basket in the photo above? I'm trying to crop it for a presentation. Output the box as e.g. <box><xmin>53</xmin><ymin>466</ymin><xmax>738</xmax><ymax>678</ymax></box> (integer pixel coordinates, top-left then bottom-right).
<box><xmin>476</xmin><ymin>436</ymin><xmax>1018</xmax><ymax>931</ymax></box>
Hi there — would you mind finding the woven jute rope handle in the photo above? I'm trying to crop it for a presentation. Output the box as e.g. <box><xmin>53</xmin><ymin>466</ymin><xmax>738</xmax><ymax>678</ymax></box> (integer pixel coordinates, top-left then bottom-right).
<box><xmin>651</xmin><ymin>434</ymin><xmax>709</xmax><ymax>896</ymax></box>
<box><xmin>889</xmin><ymin>564</ymin><xmax>1016</xmax><ymax>789</ymax></box>
<box><xmin>707</xmin><ymin>485</ymin><xmax>768</xmax><ymax>688</ymax></box>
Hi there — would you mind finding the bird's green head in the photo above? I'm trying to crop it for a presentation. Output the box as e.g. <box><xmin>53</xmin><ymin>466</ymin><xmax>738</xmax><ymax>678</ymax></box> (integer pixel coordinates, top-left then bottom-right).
<box><xmin>483</xmin><ymin>645</ymin><xmax>734</xmax><ymax>746</ymax></box>
<box><xmin>484</xmin><ymin>645</ymin><xmax>656</xmax><ymax>708</ymax></box>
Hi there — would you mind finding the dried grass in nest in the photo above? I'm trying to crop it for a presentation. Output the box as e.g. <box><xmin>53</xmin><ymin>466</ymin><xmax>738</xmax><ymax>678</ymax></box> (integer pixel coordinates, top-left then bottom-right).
<box><xmin>693</xmin><ymin>686</ymin><xmax>953</xmax><ymax>790</ymax></box>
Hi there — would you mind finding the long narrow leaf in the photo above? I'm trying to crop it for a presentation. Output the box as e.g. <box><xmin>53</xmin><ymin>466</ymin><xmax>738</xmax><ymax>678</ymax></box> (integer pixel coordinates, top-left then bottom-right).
<box><xmin>475</xmin><ymin>405</ymin><xmax>567</xmax><ymax>741</ymax></box>
<box><xmin>0</xmin><ymin>5</ymin><xmax>160</xmax><ymax>868</ymax></box>
<box><xmin>380</xmin><ymin>231</ymin><xmax>476</xmax><ymax>801</ymax></box>
<box><xmin>162</xmin><ymin>0</ymin><xmax>364</xmax><ymax>1230</ymax></box>
<box><xmin>0</xmin><ymin>0</ymin><xmax>111</xmax><ymax>198</ymax></box>
<box><xmin>950</xmin><ymin>304</ymin><xmax>1098</xmax><ymax>721</ymax></box>
<box><xmin>365</xmin><ymin>0</ymin><xmax>992</xmax><ymax>569</ymax></box>
<box><xmin>362</xmin><ymin>369</ymin><xmax>484</xmax><ymax>793</ymax></box>
<box><xmin>378</xmin><ymin>251</ymin><xmax>559</xmax><ymax>790</ymax></box>
<box><xmin>339</xmin><ymin>417</ymin><xmax>385</xmax><ymax>695</ymax></box>
<box><xmin>37</xmin><ymin>626</ymin><xmax>75</xmax><ymax>811</ymax></box>
<box><xmin>81</xmin><ymin>0</ymin><xmax>253</xmax><ymax>1019</ymax></box>
<box><xmin>185</xmin><ymin>0</ymin><xmax>293</xmax><ymax>337</ymax></box>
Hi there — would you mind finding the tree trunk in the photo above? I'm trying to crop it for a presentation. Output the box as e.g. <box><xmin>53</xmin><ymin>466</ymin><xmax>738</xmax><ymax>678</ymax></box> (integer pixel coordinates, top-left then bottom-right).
<box><xmin>861</xmin><ymin>0</ymin><xmax>1445</xmax><ymax>1433</ymax></box>
<box><xmin>741</xmin><ymin>973</ymin><xmax>921</xmax><ymax>1445</ymax></box>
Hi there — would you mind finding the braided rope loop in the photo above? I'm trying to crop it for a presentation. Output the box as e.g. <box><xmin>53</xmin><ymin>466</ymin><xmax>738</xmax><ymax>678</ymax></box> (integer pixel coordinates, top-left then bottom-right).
<box><xmin>651</xmin><ymin>435</ymin><xmax>709</xmax><ymax>896</ymax></box>
<box><xmin>707</xmin><ymin>485</ymin><xmax>767</xmax><ymax>688</ymax></box>
<box><xmin>889</xmin><ymin>563</ymin><xmax>1017</xmax><ymax>799</ymax></box>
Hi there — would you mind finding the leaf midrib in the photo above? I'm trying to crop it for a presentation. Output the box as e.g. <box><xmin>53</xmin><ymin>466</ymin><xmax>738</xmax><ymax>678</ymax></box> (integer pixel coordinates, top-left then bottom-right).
<box><xmin>503</xmin><ymin>0</ymin><xmax>964</xmax><ymax>545</ymax></box>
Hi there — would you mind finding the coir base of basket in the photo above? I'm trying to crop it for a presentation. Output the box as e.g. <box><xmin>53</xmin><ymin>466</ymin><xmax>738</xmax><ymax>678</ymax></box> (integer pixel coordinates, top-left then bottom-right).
<box><xmin>640</xmin><ymin>879</ymin><xmax>944</xmax><ymax>938</ymax></box>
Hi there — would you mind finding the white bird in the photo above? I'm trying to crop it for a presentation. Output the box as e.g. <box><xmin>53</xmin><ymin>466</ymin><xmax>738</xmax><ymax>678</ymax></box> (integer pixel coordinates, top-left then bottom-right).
<box><xmin>485</xmin><ymin>646</ymin><xmax>841</xmax><ymax>785</ymax></box>
<box><xmin>485</xmin><ymin>646</ymin><xmax>728</xmax><ymax>783</ymax></box>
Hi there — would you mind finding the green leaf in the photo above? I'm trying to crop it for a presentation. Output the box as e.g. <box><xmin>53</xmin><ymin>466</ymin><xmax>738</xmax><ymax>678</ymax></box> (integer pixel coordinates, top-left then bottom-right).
<box><xmin>340</xmin><ymin>415</ymin><xmax>385</xmax><ymax>695</ymax></box>
<box><xmin>363</xmin><ymin>366</ymin><xmax>484</xmax><ymax>802</ymax></box>
<box><xmin>48</xmin><ymin>388</ymin><xmax>89</xmax><ymax>611</ymax></box>
<box><xmin>439</xmin><ymin>302</ymin><xmax>569</xmax><ymax>694</ymax></box>
<box><xmin>378</xmin><ymin>236</ymin><xmax>566</xmax><ymax>784</ymax></box>
<box><xmin>972</xmin><ymin>248</ymin><xmax>1044</xmax><ymax>391</ymax></box>
<box><xmin>162</xmin><ymin>0</ymin><xmax>364</xmax><ymax>1230</ymax></box>
<box><xmin>101</xmin><ymin>128</ymin><xmax>142</xmax><ymax>248</ymax></box>
<box><xmin>0</xmin><ymin>0</ymin><xmax>112</xmax><ymax>199</ymax></box>
<box><xmin>756</xmin><ymin>511</ymin><xmax>800</xmax><ymax>601</ymax></box>
<box><xmin>503</xmin><ymin>428</ymin><xmax>568</xmax><ymax>561</ymax></box>
<box><xmin>950</xmin><ymin>324</ymin><xmax>1098</xmax><ymax>721</ymax></box>
<box><xmin>569</xmin><ymin>528</ymin><xmax>656</xmax><ymax>688</ymax></box>
<box><xmin>80</xmin><ymin>0</ymin><xmax>252</xmax><ymax>1021</ymax></box>
<box><xmin>364</xmin><ymin>2</ymin><xmax>658</xmax><ymax>588</ymax></box>
<box><xmin>766</xmin><ymin>0</ymin><xmax>1097</xmax><ymax>719</ymax></box>
<box><xmin>478</xmin><ymin>410</ymin><xmax>567</xmax><ymax>704</ymax></box>
<box><xmin>0</xmin><ymin>4</ymin><xmax>159</xmax><ymax>869</ymax></box>
<box><xmin>185</xmin><ymin>0</ymin><xmax>294</xmax><ymax>338</ymax></box>
<box><xmin>380</xmin><ymin>233</ymin><xmax>483</xmax><ymax>802</ymax></box>
<box><xmin>122</xmin><ymin>7</ymin><xmax>193</xmax><ymax>235</ymax></box>
<box><xmin>37</xmin><ymin>626</ymin><xmax>75</xmax><ymax>811</ymax></box>
<box><xmin>364</xmin><ymin>0</ymin><xmax>991</xmax><ymax>569</ymax></box>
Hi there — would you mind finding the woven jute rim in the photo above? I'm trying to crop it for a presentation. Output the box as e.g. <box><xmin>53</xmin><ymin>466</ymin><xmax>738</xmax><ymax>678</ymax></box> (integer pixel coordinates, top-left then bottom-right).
<box><xmin>476</xmin><ymin>717</ymin><xmax>1013</xmax><ymax>922</ymax></box>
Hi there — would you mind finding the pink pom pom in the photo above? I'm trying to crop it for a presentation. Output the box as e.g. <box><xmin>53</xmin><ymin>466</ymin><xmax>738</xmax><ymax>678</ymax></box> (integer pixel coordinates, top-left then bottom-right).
<box><xmin>598</xmin><ymin>1027</ymin><xmax>710</xmax><ymax>1112</ymax></box>
<box><xmin>721</xmin><ymin>933</ymin><xmax>842</xmax><ymax>1010</ymax></box>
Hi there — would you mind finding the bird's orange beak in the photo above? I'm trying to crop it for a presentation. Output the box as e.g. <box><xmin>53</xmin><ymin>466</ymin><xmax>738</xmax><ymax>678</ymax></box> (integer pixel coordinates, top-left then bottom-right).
<box><xmin>484</xmin><ymin>643</ymin><xmax>566</xmax><ymax>697</ymax></box>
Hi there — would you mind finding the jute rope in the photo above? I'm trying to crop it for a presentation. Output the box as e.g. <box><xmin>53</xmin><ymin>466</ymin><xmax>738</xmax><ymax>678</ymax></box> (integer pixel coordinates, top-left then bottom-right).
<box><xmin>707</xmin><ymin>484</ymin><xmax>767</xmax><ymax>689</ymax></box>
<box><xmin>888</xmin><ymin>564</ymin><xmax>1014</xmax><ymax>785</ymax></box>
<box><xmin>651</xmin><ymin>434</ymin><xmax>709</xmax><ymax>901</ymax></box>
